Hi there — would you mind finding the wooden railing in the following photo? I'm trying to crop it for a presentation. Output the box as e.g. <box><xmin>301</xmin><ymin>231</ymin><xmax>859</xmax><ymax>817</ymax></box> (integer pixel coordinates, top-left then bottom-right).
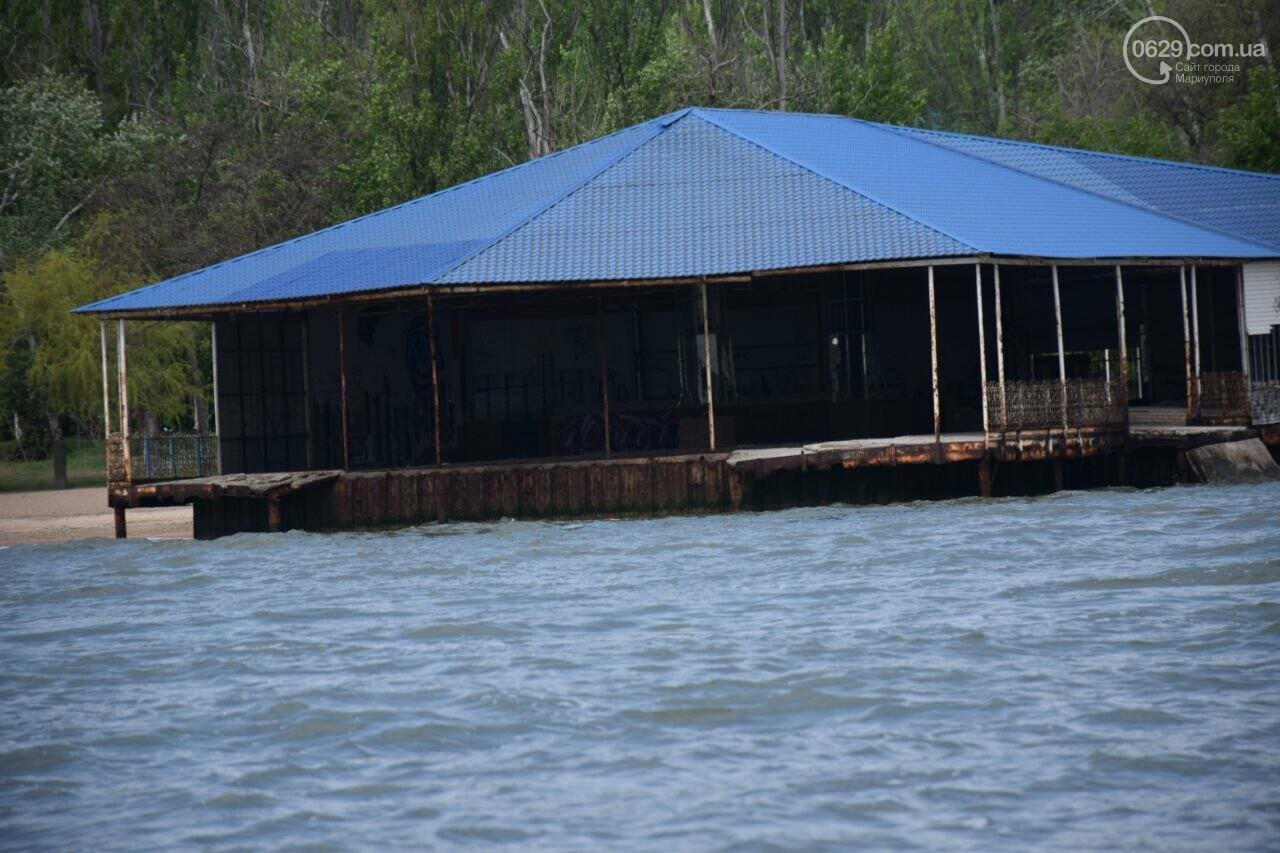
<box><xmin>107</xmin><ymin>434</ymin><xmax>219</xmax><ymax>484</ymax></box>
<box><xmin>985</xmin><ymin>378</ymin><xmax>1127</xmax><ymax>434</ymax></box>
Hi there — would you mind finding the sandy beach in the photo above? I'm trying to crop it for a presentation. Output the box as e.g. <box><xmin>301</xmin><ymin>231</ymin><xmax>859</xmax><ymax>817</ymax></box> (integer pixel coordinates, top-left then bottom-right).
<box><xmin>0</xmin><ymin>488</ymin><xmax>191</xmax><ymax>545</ymax></box>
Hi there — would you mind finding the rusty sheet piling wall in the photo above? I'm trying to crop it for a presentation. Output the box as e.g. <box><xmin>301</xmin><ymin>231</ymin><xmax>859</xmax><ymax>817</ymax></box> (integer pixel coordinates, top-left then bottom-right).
<box><xmin>180</xmin><ymin>433</ymin><xmax>1238</xmax><ymax>539</ymax></box>
<box><xmin>191</xmin><ymin>455</ymin><xmax>739</xmax><ymax>538</ymax></box>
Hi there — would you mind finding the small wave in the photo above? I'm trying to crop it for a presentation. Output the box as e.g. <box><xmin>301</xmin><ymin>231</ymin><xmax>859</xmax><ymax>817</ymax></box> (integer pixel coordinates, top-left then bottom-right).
<box><xmin>405</xmin><ymin>622</ymin><xmax>527</xmax><ymax>639</ymax></box>
<box><xmin>1080</xmin><ymin>707</ymin><xmax>1191</xmax><ymax>726</ymax></box>
<box><xmin>0</xmin><ymin>743</ymin><xmax>77</xmax><ymax>774</ymax></box>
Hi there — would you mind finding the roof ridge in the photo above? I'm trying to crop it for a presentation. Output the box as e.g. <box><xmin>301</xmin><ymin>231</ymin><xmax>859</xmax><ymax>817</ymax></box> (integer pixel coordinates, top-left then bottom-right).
<box><xmin>75</xmin><ymin>112</ymin><xmax>682</xmax><ymax>313</ymax></box>
<box><xmin>689</xmin><ymin>107</ymin><xmax>1280</xmax><ymax>182</ymax></box>
<box><xmin>872</xmin><ymin>121</ymin><xmax>1280</xmax><ymax>254</ymax></box>
<box><xmin>688</xmin><ymin>108</ymin><xmax>978</xmax><ymax>254</ymax></box>
<box><xmin>894</xmin><ymin>124</ymin><xmax>1280</xmax><ymax>182</ymax></box>
<box><xmin>436</xmin><ymin>113</ymin><xmax>685</xmax><ymax>283</ymax></box>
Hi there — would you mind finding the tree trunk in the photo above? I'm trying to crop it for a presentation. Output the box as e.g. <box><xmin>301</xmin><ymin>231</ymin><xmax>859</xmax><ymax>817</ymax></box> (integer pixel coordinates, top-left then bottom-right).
<box><xmin>46</xmin><ymin>411</ymin><xmax>67</xmax><ymax>490</ymax></box>
<box><xmin>194</xmin><ymin>395</ymin><xmax>209</xmax><ymax>434</ymax></box>
<box><xmin>190</xmin><ymin>341</ymin><xmax>209</xmax><ymax>433</ymax></box>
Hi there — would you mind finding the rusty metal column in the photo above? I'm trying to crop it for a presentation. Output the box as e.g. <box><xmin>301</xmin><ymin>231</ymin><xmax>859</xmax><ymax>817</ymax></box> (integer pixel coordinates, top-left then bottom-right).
<box><xmin>100</xmin><ymin>321</ymin><xmax>111</xmax><ymax>439</ymax></box>
<box><xmin>928</xmin><ymin>266</ymin><xmax>940</xmax><ymax>452</ymax></box>
<box><xmin>267</xmin><ymin>499</ymin><xmax>284</xmax><ymax>533</ymax></box>
<box><xmin>117</xmin><ymin>318</ymin><xmax>131</xmax><ymax>482</ymax></box>
<box><xmin>1190</xmin><ymin>265</ymin><xmax>1201</xmax><ymax>416</ymax></box>
<box><xmin>1180</xmin><ymin>266</ymin><xmax>1194</xmax><ymax>422</ymax></box>
<box><xmin>1236</xmin><ymin>265</ymin><xmax>1251</xmax><ymax>382</ymax></box>
<box><xmin>338</xmin><ymin>306</ymin><xmax>351</xmax><ymax>470</ymax></box>
<box><xmin>211</xmin><ymin>321</ymin><xmax>222</xmax><ymax>474</ymax></box>
<box><xmin>1235</xmin><ymin>265</ymin><xmax>1252</xmax><ymax>419</ymax></box>
<box><xmin>428</xmin><ymin>294</ymin><xmax>443</xmax><ymax>466</ymax></box>
<box><xmin>596</xmin><ymin>297</ymin><xmax>612</xmax><ymax>458</ymax></box>
<box><xmin>1114</xmin><ymin>266</ymin><xmax>1129</xmax><ymax>396</ymax></box>
<box><xmin>1051</xmin><ymin>265</ymin><xmax>1068</xmax><ymax>437</ymax></box>
<box><xmin>1115</xmin><ymin>266</ymin><xmax>1129</xmax><ymax>431</ymax></box>
<box><xmin>700</xmin><ymin>283</ymin><xmax>716</xmax><ymax>451</ymax></box>
<box><xmin>994</xmin><ymin>264</ymin><xmax>1006</xmax><ymax>429</ymax></box>
<box><xmin>975</xmin><ymin>264</ymin><xmax>989</xmax><ymax>435</ymax></box>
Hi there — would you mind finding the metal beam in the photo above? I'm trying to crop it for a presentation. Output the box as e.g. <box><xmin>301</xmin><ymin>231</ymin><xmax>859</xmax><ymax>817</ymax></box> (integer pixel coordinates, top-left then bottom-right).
<box><xmin>1051</xmin><ymin>265</ymin><xmax>1068</xmax><ymax>436</ymax></box>
<box><xmin>88</xmin><ymin>255</ymin><xmax>1251</xmax><ymax>322</ymax></box>
<box><xmin>1191</xmin><ymin>265</ymin><xmax>1201</xmax><ymax>414</ymax></box>
<box><xmin>975</xmin><ymin>264</ymin><xmax>988</xmax><ymax>435</ymax></box>
<box><xmin>994</xmin><ymin>263</ymin><xmax>1006</xmax><ymax>429</ymax></box>
<box><xmin>596</xmin><ymin>297</ymin><xmax>612</xmax><ymax>458</ymax></box>
<box><xmin>1180</xmin><ymin>266</ymin><xmax>1194</xmax><ymax>422</ymax></box>
<box><xmin>428</xmin><ymin>294</ymin><xmax>443</xmax><ymax>466</ymax></box>
<box><xmin>1233</xmin><ymin>263</ymin><xmax>1244</xmax><ymax>379</ymax></box>
<box><xmin>100</xmin><ymin>321</ymin><xmax>111</xmax><ymax>439</ymax></box>
<box><xmin>117</xmin><ymin>318</ymin><xmax>131</xmax><ymax>482</ymax></box>
<box><xmin>1236</xmin><ymin>264</ymin><xmax>1252</xmax><ymax>416</ymax></box>
<box><xmin>700</xmin><ymin>283</ymin><xmax>716</xmax><ymax>451</ymax></box>
<box><xmin>928</xmin><ymin>266</ymin><xmax>940</xmax><ymax>450</ymax></box>
<box><xmin>1115</xmin><ymin>266</ymin><xmax>1129</xmax><ymax>415</ymax></box>
<box><xmin>301</xmin><ymin>316</ymin><xmax>313</xmax><ymax>470</ymax></box>
<box><xmin>211</xmin><ymin>321</ymin><xmax>222</xmax><ymax>474</ymax></box>
<box><xmin>339</xmin><ymin>306</ymin><xmax>351</xmax><ymax>470</ymax></box>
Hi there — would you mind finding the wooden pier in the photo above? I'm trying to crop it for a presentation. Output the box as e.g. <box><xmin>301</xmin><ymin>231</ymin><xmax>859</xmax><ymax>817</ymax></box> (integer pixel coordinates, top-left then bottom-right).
<box><xmin>108</xmin><ymin>425</ymin><xmax>1272</xmax><ymax>539</ymax></box>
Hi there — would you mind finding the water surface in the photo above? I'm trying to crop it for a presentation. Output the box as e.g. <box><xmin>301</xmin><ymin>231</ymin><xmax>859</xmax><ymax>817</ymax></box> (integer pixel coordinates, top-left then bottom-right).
<box><xmin>2</xmin><ymin>483</ymin><xmax>1279</xmax><ymax>848</ymax></box>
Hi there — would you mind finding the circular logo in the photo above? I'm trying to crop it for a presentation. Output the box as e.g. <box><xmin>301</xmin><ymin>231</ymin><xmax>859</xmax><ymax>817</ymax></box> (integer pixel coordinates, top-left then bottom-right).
<box><xmin>1123</xmin><ymin>16</ymin><xmax>1191</xmax><ymax>85</ymax></box>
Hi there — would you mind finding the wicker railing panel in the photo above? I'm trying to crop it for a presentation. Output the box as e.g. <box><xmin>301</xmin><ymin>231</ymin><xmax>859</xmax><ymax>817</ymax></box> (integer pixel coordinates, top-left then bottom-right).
<box><xmin>986</xmin><ymin>378</ymin><xmax>1126</xmax><ymax>432</ymax></box>
<box><xmin>107</xmin><ymin>434</ymin><xmax>219</xmax><ymax>484</ymax></box>
<box><xmin>1197</xmin><ymin>371</ymin><xmax>1250</xmax><ymax>420</ymax></box>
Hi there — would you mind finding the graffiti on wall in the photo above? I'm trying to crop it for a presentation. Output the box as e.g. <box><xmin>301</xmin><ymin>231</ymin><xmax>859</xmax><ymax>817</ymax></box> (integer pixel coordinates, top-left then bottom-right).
<box><xmin>558</xmin><ymin>411</ymin><xmax>678</xmax><ymax>454</ymax></box>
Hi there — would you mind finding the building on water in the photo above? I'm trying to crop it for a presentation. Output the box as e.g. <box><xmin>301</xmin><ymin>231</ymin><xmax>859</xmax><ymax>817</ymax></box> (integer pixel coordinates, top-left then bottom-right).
<box><xmin>75</xmin><ymin>108</ymin><xmax>1280</xmax><ymax>538</ymax></box>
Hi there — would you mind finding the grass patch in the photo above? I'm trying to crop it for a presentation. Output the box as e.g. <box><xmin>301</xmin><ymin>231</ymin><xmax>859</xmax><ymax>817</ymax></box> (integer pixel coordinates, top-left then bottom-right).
<box><xmin>0</xmin><ymin>438</ymin><xmax>106</xmax><ymax>492</ymax></box>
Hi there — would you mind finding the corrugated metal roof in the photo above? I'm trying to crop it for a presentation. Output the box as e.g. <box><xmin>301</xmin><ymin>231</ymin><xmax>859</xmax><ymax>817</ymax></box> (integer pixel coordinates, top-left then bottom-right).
<box><xmin>890</xmin><ymin>124</ymin><xmax>1280</xmax><ymax>253</ymax></box>
<box><xmin>76</xmin><ymin>107</ymin><xmax>1279</xmax><ymax>314</ymax></box>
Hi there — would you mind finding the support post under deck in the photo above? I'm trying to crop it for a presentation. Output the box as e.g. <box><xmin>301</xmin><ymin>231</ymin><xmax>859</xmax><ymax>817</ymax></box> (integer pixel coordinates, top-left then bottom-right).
<box><xmin>267</xmin><ymin>499</ymin><xmax>284</xmax><ymax>533</ymax></box>
<box><xmin>114</xmin><ymin>505</ymin><xmax>127</xmax><ymax>539</ymax></box>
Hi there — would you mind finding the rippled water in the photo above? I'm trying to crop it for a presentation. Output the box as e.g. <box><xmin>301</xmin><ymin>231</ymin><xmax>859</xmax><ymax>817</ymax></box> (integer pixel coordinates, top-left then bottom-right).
<box><xmin>2</xmin><ymin>483</ymin><xmax>1279</xmax><ymax>849</ymax></box>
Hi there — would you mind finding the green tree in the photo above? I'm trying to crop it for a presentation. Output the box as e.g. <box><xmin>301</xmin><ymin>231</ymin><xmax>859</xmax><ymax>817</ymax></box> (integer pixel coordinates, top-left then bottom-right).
<box><xmin>1</xmin><ymin>238</ymin><xmax>199</xmax><ymax>487</ymax></box>
<box><xmin>0</xmin><ymin>72</ymin><xmax>160</xmax><ymax>267</ymax></box>
<box><xmin>1216</xmin><ymin>66</ymin><xmax>1280</xmax><ymax>174</ymax></box>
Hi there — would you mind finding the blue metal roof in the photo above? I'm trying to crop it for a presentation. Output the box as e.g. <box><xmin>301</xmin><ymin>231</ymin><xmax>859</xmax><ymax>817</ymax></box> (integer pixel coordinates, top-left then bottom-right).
<box><xmin>890</xmin><ymin>124</ymin><xmax>1280</xmax><ymax>253</ymax></box>
<box><xmin>77</xmin><ymin>107</ymin><xmax>1280</xmax><ymax>314</ymax></box>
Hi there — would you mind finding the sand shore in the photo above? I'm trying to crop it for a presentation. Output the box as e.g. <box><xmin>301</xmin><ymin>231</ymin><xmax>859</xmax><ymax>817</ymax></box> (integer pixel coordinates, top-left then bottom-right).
<box><xmin>0</xmin><ymin>487</ymin><xmax>191</xmax><ymax>545</ymax></box>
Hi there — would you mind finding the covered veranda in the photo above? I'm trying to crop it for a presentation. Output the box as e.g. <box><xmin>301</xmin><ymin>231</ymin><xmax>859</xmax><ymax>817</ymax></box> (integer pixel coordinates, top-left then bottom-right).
<box><xmin>97</xmin><ymin>255</ymin><xmax>1253</xmax><ymax>517</ymax></box>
